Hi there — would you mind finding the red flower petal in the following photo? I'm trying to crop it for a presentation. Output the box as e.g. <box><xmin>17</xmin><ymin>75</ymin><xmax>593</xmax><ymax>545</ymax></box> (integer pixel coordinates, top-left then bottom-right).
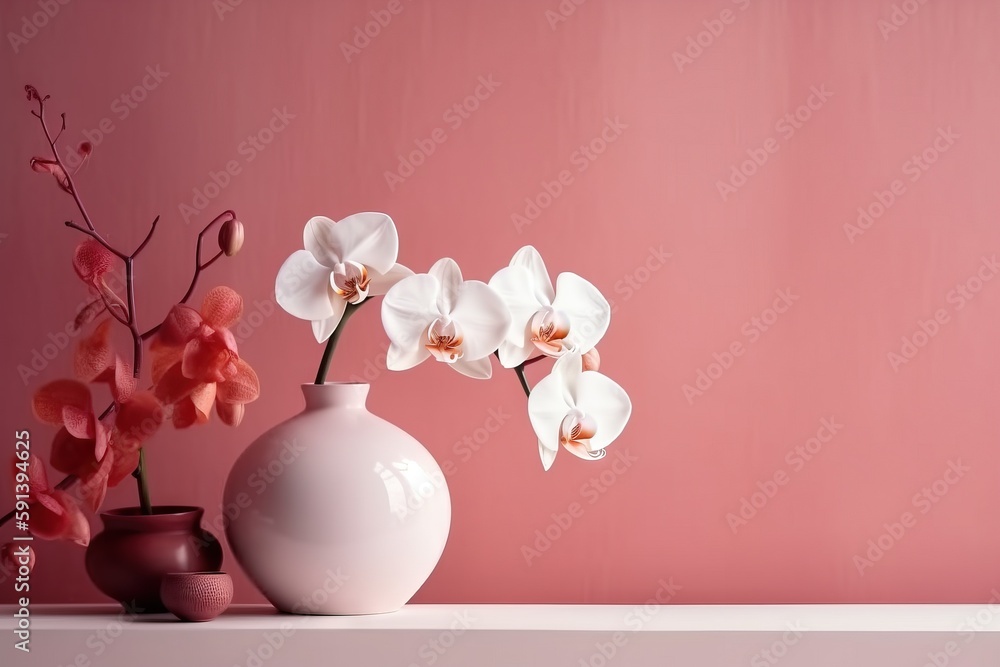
<box><xmin>171</xmin><ymin>398</ymin><xmax>198</xmax><ymax>429</ymax></box>
<box><xmin>108</xmin><ymin>446</ymin><xmax>139</xmax><ymax>487</ymax></box>
<box><xmin>114</xmin><ymin>391</ymin><xmax>163</xmax><ymax>450</ymax></box>
<box><xmin>76</xmin><ymin>451</ymin><xmax>112</xmax><ymax>513</ymax></box>
<box><xmin>217</xmin><ymin>359</ymin><xmax>260</xmax><ymax>404</ymax></box>
<box><xmin>72</xmin><ymin>239</ymin><xmax>115</xmax><ymax>284</ymax></box>
<box><xmin>32</xmin><ymin>380</ymin><xmax>92</xmax><ymax>426</ymax></box>
<box><xmin>61</xmin><ymin>404</ymin><xmax>95</xmax><ymax>440</ymax></box>
<box><xmin>154</xmin><ymin>305</ymin><xmax>203</xmax><ymax>349</ymax></box>
<box><xmin>190</xmin><ymin>383</ymin><xmax>217</xmax><ymax>424</ymax></box>
<box><xmin>50</xmin><ymin>428</ymin><xmax>98</xmax><ymax>477</ymax></box>
<box><xmin>201</xmin><ymin>286</ymin><xmax>243</xmax><ymax>329</ymax></box>
<box><xmin>182</xmin><ymin>336</ymin><xmax>235</xmax><ymax>383</ymax></box>
<box><xmin>216</xmin><ymin>400</ymin><xmax>245</xmax><ymax>427</ymax></box>
<box><xmin>153</xmin><ymin>363</ymin><xmax>201</xmax><ymax>405</ymax></box>
<box><xmin>36</xmin><ymin>491</ymin><xmax>90</xmax><ymax>546</ymax></box>
<box><xmin>14</xmin><ymin>454</ymin><xmax>50</xmax><ymax>496</ymax></box>
<box><xmin>151</xmin><ymin>346</ymin><xmax>184</xmax><ymax>384</ymax></box>
<box><xmin>74</xmin><ymin>320</ymin><xmax>113</xmax><ymax>382</ymax></box>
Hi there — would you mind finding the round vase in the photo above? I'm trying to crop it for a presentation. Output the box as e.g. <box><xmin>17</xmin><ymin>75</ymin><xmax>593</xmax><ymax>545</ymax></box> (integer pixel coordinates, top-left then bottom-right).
<box><xmin>85</xmin><ymin>506</ymin><xmax>223</xmax><ymax>613</ymax></box>
<box><xmin>223</xmin><ymin>383</ymin><xmax>451</xmax><ymax>615</ymax></box>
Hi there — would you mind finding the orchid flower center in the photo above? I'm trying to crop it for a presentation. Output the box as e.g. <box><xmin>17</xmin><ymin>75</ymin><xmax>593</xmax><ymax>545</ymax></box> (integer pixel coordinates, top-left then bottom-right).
<box><xmin>530</xmin><ymin>306</ymin><xmax>572</xmax><ymax>357</ymax></box>
<box><xmin>332</xmin><ymin>260</ymin><xmax>371</xmax><ymax>304</ymax></box>
<box><xmin>425</xmin><ymin>318</ymin><xmax>464</xmax><ymax>364</ymax></box>
<box><xmin>559</xmin><ymin>409</ymin><xmax>605</xmax><ymax>459</ymax></box>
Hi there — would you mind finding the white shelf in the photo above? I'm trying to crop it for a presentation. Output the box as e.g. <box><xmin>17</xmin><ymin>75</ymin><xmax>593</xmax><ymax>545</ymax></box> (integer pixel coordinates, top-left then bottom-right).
<box><xmin>3</xmin><ymin>604</ymin><xmax>1000</xmax><ymax>666</ymax></box>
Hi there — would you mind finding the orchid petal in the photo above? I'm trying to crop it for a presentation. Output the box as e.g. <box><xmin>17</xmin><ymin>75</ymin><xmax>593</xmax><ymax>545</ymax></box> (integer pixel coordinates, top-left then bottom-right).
<box><xmin>449</xmin><ymin>281</ymin><xmax>511</xmax><ymax>360</ymax></box>
<box><xmin>304</xmin><ymin>213</ymin><xmax>399</xmax><ymax>274</ymax></box>
<box><xmin>489</xmin><ymin>265</ymin><xmax>546</xmax><ymax>353</ymax></box>
<box><xmin>429</xmin><ymin>258</ymin><xmax>464</xmax><ymax>315</ymax></box>
<box><xmin>72</xmin><ymin>239</ymin><xmax>115</xmax><ymax>284</ymax></box>
<box><xmin>61</xmin><ymin>405</ymin><xmax>95</xmax><ymax>440</ymax></box>
<box><xmin>574</xmin><ymin>371</ymin><xmax>632</xmax><ymax>451</ymax></box>
<box><xmin>190</xmin><ymin>383</ymin><xmax>217</xmax><ymax>423</ymax></box>
<box><xmin>538</xmin><ymin>440</ymin><xmax>558</xmax><ymax>472</ymax></box>
<box><xmin>275</xmin><ymin>250</ymin><xmax>336</xmax><ymax>321</ymax></box>
<box><xmin>74</xmin><ymin>320</ymin><xmax>114</xmax><ymax>382</ymax></box>
<box><xmin>32</xmin><ymin>380</ymin><xmax>92</xmax><ymax>426</ymax></box>
<box><xmin>217</xmin><ymin>359</ymin><xmax>260</xmax><ymax>404</ymax></box>
<box><xmin>154</xmin><ymin>305</ymin><xmax>204</xmax><ymax>349</ymax></box>
<box><xmin>382</xmin><ymin>273</ymin><xmax>441</xmax><ymax>364</ymax></box>
<box><xmin>450</xmin><ymin>356</ymin><xmax>493</xmax><ymax>380</ymax></box>
<box><xmin>77</xmin><ymin>450</ymin><xmax>113</xmax><ymax>513</ymax></box>
<box><xmin>201</xmin><ymin>286</ymin><xmax>244</xmax><ymax>329</ymax></box>
<box><xmin>114</xmin><ymin>391</ymin><xmax>164</xmax><ymax>449</ymax></box>
<box><xmin>172</xmin><ymin>398</ymin><xmax>199</xmax><ymax>429</ymax></box>
<box><xmin>509</xmin><ymin>246</ymin><xmax>555</xmax><ymax>304</ymax></box>
<box><xmin>23</xmin><ymin>455</ymin><xmax>50</xmax><ymax>496</ymax></box>
<box><xmin>153</xmin><ymin>363</ymin><xmax>201</xmax><ymax>405</ymax></box>
<box><xmin>311</xmin><ymin>298</ymin><xmax>347</xmax><ymax>343</ymax></box>
<box><xmin>108</xmin><ymin>446</ymin><xmax>139</xmax><ymax>487</ymax></box>
<box><xmin>50</xmin><ymin>428</ymin><xmax>97</xmax><ymax>476</ymax></box>
<box><xmin>368</xmin><ymin>263</ymin><xmax>414</xmax><ymax>296</ymax></box>
<box><xmin>551</xmin><ymin>272</ymin><xmax>611</xmax><ymax>354</ymax></box>
<box><xmin>527</xmin><ymin>367</ymin><xmax>573</xmax><ymax>455</ymax></box>
<box><xmin>216</xmin><ymin>401</ymin><xmax>245</xmax><ymax>427</ymax></box>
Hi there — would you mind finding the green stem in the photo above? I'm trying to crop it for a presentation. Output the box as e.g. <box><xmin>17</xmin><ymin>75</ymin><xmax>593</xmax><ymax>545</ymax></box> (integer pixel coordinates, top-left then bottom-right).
<box><xmin>135</xmin><ymin>448</ymin><xmax>152</xmax><ymax>514</ymax></box>
<box><xmin>514</xmin><ymin>364</ymin><xmax>531</xmax><ymax>397</ymax></box>
<box><xmin>314</xmin><ymin>304</ymin><xmax>360</xmax><ymax>385</ymax></box>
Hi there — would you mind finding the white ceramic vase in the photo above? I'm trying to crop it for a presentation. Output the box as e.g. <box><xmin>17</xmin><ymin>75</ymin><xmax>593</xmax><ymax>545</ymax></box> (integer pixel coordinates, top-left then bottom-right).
<box><xmin>223</xmin><ymin>383</ymin><xmax>451</xmax><ymax>614</ymax></box>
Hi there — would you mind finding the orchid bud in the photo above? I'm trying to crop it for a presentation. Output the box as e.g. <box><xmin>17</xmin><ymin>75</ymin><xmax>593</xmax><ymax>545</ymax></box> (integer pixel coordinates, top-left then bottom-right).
<box><xmin>581</xmin><ymin>347</ymin><xmax>601</xmax><ymax>372</ymax></box>
<box><xmin>78</xmin><ymin>141</ymin><xmax>93</xmax><ymax>157</ymax></box>
<box><xmin>218</xmin><ymin>219</ymin><xmax>245</xmax><ymax>257</ymax></box>
<box><xmin>1</xmin><ymin>543</ymin><xmax>35</xmax><ymax>574</ymax></box>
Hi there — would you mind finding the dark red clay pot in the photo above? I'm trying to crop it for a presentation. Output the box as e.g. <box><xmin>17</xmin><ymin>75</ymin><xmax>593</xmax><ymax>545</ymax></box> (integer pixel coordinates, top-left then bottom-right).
<box><xmin>85</xmin><ymin>506</ymin><xmax>223</xmax><ymax>613</ymax></box>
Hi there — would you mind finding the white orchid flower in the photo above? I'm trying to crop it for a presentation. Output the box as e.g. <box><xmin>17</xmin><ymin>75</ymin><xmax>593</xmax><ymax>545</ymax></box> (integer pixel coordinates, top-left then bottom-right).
<box><xmin>527</xmin><ymin>352</ymin><xmax>631</xmax><ymax>471</ymax></box>
<box><xmin>489</xmin><ymin>246</ymin><xmax>611</xmax><ymax>368</ymax></box>
<box><xmin>381</xmin><ymin>258</ymin><xmax>511</xmax><ymax>380</ymax></box>
<box><xmin>275</xmin><ymin>213</ymin><xmax>413</xmax><ymax>342</ymax></box>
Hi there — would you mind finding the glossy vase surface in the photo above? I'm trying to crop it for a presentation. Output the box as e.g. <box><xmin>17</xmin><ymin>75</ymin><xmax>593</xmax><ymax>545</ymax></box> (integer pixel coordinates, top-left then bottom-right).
<box><xmin>224</xmin><ymin>383</ymin><xmax>451</xmax><ymax>615</ymax></box>
<box><xmin>85</xmin><ymin>506</ymin><xmax>223</xmax><ymax>613</ymax></box>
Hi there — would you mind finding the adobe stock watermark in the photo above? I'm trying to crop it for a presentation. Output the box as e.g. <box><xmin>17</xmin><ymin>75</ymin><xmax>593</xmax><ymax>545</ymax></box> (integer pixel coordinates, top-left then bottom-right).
<box><xmin>578</xmin><ymin>578</ymin><xmax>683</xmax><ymax>667</ymax></box>
<box><xmin>16</xmin><ymin>271</ymin><xmax>127</xmax><ymax>385</ymax></box>
<box><xmin>511</xmin><ymin>116</ymin><xmax>628</xmax><ymax>233</ymax></box>
<box><xmin>726</xmin><ymin>417</ymin><xmax>843</xmax><ymax>534</ymax></box>
<box><xmin>234</xmin><ymin>568</ymin><xmax>350</xmax><ymax>666</ymax></box>
<box><xmin>605</xmin><ymin>245</ymin><xmax>672</xmax><ymax>310</ymax></box>
<box><xmin>405</xmin><ymin>610</ymin><xmax>476</xmax><ymax>667</ymax></box>
<box><xmin>920</xmin><ymin>588</ymin><xmax>1000</xmax><ymax>667</ymax></box>
<box><xmin>197</xmin><ymin>436</ymin><xmax>307</xmax><ymax>552</ymax></box>
<box><xmin>877</xmin><ymin>0</ymin><xmax>929</xmax><ymax>41</ymax></box>
<box><xmin>844</xmin><ymin>126</ymin><xmax>959</xmax><ymax>243</ymax></box>
<box><xmin>56</xmin><ymin>65</ymin><xmax>171</xmax><ymax>173</ymax></box>
<box><xmin>49</xmin><ymin>600</ymin><xmax>145</xmax><ymax>667</ymax></box>
<box><xmin>716</xmin><ymin>85</ymin><xmax>833</xmax><ymax>202</ymax></box>
<box><xmin>7</xmin><ymin>0</ymin><xmax>71</xmax><ymax>54</ymax></box>
<box><xmin>749</xmin><ymin>622</ymin><xmax>807</xmax><ymax>667</ymax></box>
<box><xmin>213</xmin><ymin>0</ymin><xmax>244</xmax><ymax>21</ymax></box>
<box><xmin>544</xmin><ymin>0</ymin><xmax>589</xmax><ymax>31</ymax></box>
<box><xmin>521</xmin><ymin>449</ymin><xmax>639</xmax><ymax>566</ymax></box>
<box><xmin>340</xmin><ymin>0</ymin><xmax>416</xmax><ymax>63</ymax></box>
<box><xmin>853</xmin><ymin>459</ymin><xmax>970</xmax><ymax>576</ymax></box>
<box><xmin>179</xmin><ymin>107</ymin><xmax>295</xmax><ymax>223</ymax></box>
<box><xmin>672</xmin><ymin>0</ymin><xmax>754</xmax><ymax>73</ymax></box>
<box><xmin>384</xmin><ymin>75</ymin><xmax>501</xmax><ymax>192</ymax></box>
<box><xmin>887</xmin><ymin>254</ymin><xmax>999</xmax><ymax>372</ymax></box>
<box><xmin>682</xmin><ymin>288</ymin><xmax>799</xmax><ymax>405</ymax></box>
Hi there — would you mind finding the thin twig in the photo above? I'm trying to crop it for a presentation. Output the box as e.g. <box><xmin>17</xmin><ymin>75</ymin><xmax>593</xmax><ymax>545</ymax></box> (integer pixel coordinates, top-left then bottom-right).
<box><xmin>131</xmin><ymin>216</ymin><xmax>159</xmax><ymax>258</ymax></box>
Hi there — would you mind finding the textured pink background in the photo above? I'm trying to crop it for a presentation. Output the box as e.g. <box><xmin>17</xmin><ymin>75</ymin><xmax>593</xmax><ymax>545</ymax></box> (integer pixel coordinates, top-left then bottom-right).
<box><xmin>2</xmin><ymin>0</ymin><xmax>1000</xmax><ymax>605</ymax></box>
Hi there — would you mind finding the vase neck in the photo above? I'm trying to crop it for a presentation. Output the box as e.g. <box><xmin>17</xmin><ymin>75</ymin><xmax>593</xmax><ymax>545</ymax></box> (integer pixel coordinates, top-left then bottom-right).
<box><xmin>301</xmin><ymin>382</ymin><xmax>370</xmax><ymax>410</ymax></box>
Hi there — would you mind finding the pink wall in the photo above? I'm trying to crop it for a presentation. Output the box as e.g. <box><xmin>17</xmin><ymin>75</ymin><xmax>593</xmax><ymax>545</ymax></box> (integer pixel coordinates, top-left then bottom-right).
<box><xmin>2</xmin><ymin>0</ymin><xmax>1000</xmax><ymax>605</ymax></box>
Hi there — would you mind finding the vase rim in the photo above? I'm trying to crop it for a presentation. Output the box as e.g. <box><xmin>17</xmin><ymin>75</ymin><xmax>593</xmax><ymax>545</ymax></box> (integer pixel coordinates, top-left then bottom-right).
<box><xmin>163</xmin><ymin>571</ymin><xmax>228</xmax><ymax>577</ymax></box>
<box><xmin>100</xmin><ymin>505</ymin><xmax>204</xmax><ymax>518</ymax></box>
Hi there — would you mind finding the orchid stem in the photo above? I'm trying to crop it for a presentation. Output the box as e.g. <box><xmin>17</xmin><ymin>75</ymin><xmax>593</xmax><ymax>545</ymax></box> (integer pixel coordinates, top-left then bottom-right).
<box><xmin>514</xmin><ymin>364</ymin><xmax>532</xmax><ymax>397</ymax></box>
<box><xmin>314</xmin><ymin>304</ymin><xmax>360</xmax><ymax>385</ymax></box>
<box><xmin>135</xmin><ymin>449</ymin><xmax>152</xmax><ymax>515</ymax></box>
